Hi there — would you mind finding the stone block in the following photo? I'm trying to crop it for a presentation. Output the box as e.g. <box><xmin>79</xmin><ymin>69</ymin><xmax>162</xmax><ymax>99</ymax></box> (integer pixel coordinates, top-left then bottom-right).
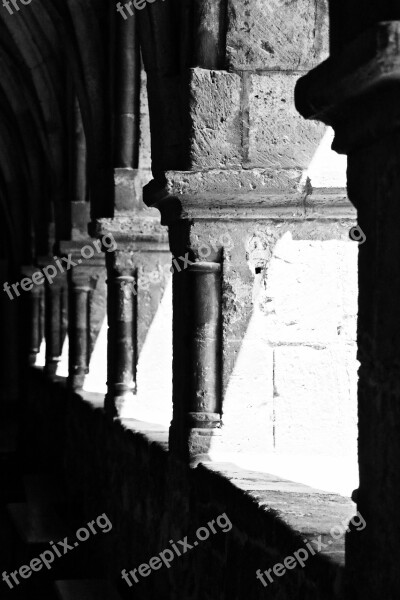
<box><xmin>247</xmin><ymin>73</ymin><xmax>326</xmax><ymax>169</ymax></box>
<box><xmin>188</xmin><ymin>68</ymin><xmax>242</xmax><ymax>169</ymax></box>
<box><xmin>226</xmin><ymin>0</ymin><xmax>329</xmax><ymax>70</ymax></box>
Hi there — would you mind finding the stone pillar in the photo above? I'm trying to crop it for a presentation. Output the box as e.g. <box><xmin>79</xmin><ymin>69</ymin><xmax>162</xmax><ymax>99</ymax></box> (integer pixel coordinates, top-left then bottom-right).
<box><xmin>43</xmin><ymin>272</ymin><xmax>67</xmax><ymax>377</ymax></box>
<box><xmin>105</xmin><ymin>260</ymin><xmax>137</xmax><ymax>416</ymax></box>
<box><xmin>21</xmin><ymin>266</ymin><xmax>44</xmax><ymax>366</ymax></box>
<box><xmin>92</xmin><ymin>223</ymin><xmax>170</xmax><ymax>417</ymax></box>
<box><xmin>296</xmin><ymin>20</ymin><xmax>400</xmax><ymax>600</ymax></box>
<box><xmin>184</xmin><ymin>262</ymin><xmax>222</xmax><ymax>455</ymax></box>
<box><xmin>28</xmin><ymin>287</ymin><xmax>43</xmax><ymax>366</ymax></box>
<box><xmin>68</xmin><ymin>275</ymin><xmax>91</xmax><ymax>391</ymax></box>
<box><xmin>59</xmin><ymin>242</ymin><xmax>106</xmax><ymax>392</ymax></box>
<box><xmin>144</xmin><ymin>12</ymin><xmax>357</xmax><ymax>456</ymax></box>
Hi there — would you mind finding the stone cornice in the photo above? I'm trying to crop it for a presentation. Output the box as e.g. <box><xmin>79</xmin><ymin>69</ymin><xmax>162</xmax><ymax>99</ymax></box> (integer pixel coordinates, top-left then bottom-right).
<box><xmin>144</xmin><ymin>170</ymin><xmax>355</xmax><ymax>224</ymax></box>
<box><xmin>58</xmin><ymin>241</ymin><xmax>105</xmax><ymax>268</ymax></box>
<box><xmin>296</xmin><ymin>21</ymin><xmax>400</xmax><ymax>152</ymax></box>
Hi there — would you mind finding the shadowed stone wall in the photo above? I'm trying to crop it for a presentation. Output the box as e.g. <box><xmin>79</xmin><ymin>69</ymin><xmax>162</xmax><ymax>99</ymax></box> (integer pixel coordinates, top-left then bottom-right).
<box><xmin>24</xmin><ymin>374</ymin><xmax>355</xmax><ymax>600</ymax></box>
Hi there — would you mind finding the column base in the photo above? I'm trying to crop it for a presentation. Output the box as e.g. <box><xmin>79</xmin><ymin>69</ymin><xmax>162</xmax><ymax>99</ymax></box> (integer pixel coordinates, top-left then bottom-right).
<box><xmin>68</xmin><ymin>370</ymin><xmax>88</xmax><ymax>392</ymax></box>
<box><xmin>44</xmin><ymin>359</ymin><xmax>60</xmax><ymax>378</ymax></box>
<box><xmin>104</xmin><ymin>386</ymin><xmax>137</xmax><ymax>418</ymax></box>
<box><xmin>169</xmin><ymin>421</ymin><xmax>222</xmax><ymax>460</ymax></box>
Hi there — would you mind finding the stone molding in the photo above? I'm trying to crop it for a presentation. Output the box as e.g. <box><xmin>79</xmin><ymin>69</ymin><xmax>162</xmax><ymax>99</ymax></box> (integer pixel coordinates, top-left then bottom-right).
<box><xmin>144</xmin><ymin>171</ymin><xmax>354</xmax><ymax>225</ymax></box>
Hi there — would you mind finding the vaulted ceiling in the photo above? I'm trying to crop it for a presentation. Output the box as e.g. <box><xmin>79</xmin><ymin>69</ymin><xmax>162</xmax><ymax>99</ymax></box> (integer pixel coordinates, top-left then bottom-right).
<box><xmin>0</xmin><ymin>0</ymin><xmax>113</xmax><ymax>265</ymax></box>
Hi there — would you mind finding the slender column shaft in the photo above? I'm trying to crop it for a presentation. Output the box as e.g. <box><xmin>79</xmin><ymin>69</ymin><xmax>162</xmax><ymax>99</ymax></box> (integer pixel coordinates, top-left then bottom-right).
<box><xmin>171</xmin><ymin>260</ymin><xmax>222</xmax><ymax>458</ymax></box>
<box><xmin>114</xmin><ymin>12</ymin><xmax>140</xmax><ymax>168</ymax></box>
<box><xmin>70</xmin><ymin>96</ymin><xmax>87</xmax><ymax>203</ymax></box>
<box><xmin>44</xmin><ymin>279</ymin><xmax>65</xmax><ymax>377</ymax></box>
<box><xmin>68</xmin><ymin>281</ymin><xmax>91</xmax><ymax>391</ymax></box>
<box><xmin>187</xmin><ymin>262</ymin><xmax>222</xmax><ymax>427</ymax></box>
<box><xmin>28</xmin><ymin>288</ymin><xmax>42</xmax><ymax>365</ymax></box>
<box><xmin>105</xmin><ymin>273</ymin><xmax>137</xmax><ymax>415</ymax></box>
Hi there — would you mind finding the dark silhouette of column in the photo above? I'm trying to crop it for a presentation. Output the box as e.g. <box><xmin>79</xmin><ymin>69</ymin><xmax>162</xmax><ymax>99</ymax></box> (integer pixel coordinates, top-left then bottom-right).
<box><xmin>44</xmin><ymin>275</ymin><xmax>66</xmax><ymax>377</ymax></box>
<box><xmin>68</xmin><ymin>274</ymin><xmax>91</xmax><ymax>391</ymax></box>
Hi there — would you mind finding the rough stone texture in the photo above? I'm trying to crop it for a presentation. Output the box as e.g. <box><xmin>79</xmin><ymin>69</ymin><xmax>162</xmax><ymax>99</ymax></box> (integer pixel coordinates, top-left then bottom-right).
<box><xmin>226</xmin><ymin>0</ymin><xmax>329</xmax><ymax>70</ymax></box>
<box><xmin>188</xmin><ymin>69</ymin><xmax>242</xmax><ymax>169</ymax></box>
<box><xmin>247</xmin><ymin>73</ymin><xmax>326</xmax><ymax>169</ymax></box>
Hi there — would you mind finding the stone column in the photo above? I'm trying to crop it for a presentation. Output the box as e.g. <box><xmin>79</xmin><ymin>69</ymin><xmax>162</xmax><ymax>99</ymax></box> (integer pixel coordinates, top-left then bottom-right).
<box><xmin>104</xmin><ymin>259</ymin><xmax>137</xmax><ymax>416</ymax></box>
<box><xmin>68</xmin><ymin>274</ymin><xmax>91</xmax><ymax>391</ymax></box>
<box><xmin>59</xmin><ymin>242</ymin><xmax>106</xmax><ymax>392</ymax></box>
<box><xmin>185</xmin><ymin>262</ymin><xmax>222</xmax><ymax>455</ymax></box>
<box><xmin>29</xmin><ymin>287</ymin><xmax>43</xmax><ymax>366</ymax></box>
<box><xmin>144</xmin><ymin>20</ymin><xmax>356</xmax><ymax>458</ymax></box>
<box><xmin>92</xmin><ymin>222</ymin><xmax>170</xmax><ymax>418</ymax></box>
<box><xmin>296</xmin><ymin>21</ymin><xmax>400</xmax><ymax>600</ymax></box>
<box><xmin>21</xmin><ymin>266</ymin><xmax>44</xmax><ymax>366</ymax></box>
<box><xmin>43</xmin><ymin>272</ymin><xmax>66</xmax><ymax>378</ymax></box>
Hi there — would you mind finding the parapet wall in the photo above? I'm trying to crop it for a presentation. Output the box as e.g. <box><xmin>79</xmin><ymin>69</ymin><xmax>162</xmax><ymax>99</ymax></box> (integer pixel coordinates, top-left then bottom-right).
<box><xmin>26</xmin><ymin>371</ymin><xmax>356</xmax><ymax>600</ymax></box>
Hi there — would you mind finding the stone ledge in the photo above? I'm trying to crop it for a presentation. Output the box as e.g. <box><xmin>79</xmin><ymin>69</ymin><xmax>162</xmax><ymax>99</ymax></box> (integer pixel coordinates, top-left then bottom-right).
<box><xmin>197</xmin><ymin>462</ymin><xmax>354</xmax><ymax>564</ymax></box>
<box><xmin>90</xmin><ymin>215</ymin><xmax>169</xmax><ymax>246</ymax></box>
<box><xmin>79</xmin><ymin>390</ymin><xmax>170</xmax><ymax>451</ymax></box>
<box><xmin>77</xmin><ymin>388</ymin><xmax>352</xmax><ymax>576</ymax></box>
<box><xmin>144</xmin><ymin>172</ymin><xmax>355</xmax><ymax>224</ymax></box>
